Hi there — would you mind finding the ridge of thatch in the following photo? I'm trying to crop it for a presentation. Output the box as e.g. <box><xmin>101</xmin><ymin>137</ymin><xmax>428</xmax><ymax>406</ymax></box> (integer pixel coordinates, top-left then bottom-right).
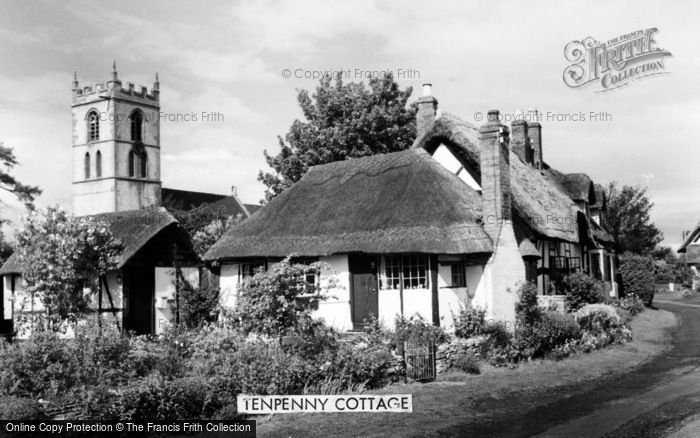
<box><xmin>204</xmin><ymin>148</ymin><xmax>493</xmax><ymax>260</ymax></box>
<box><xmin>549</xmin><ymin>172</ymin><xmax>595</xmax><ymax>203</ymax></box>
<box><xmin>413</xmin><ymin>111</ymin><xmax>580</xmax><ymax>242</ymax></box>
<box><xmin>0</xmin><ymin>207</ymin><xmax>183</xmax><ymax>275</ymax></box>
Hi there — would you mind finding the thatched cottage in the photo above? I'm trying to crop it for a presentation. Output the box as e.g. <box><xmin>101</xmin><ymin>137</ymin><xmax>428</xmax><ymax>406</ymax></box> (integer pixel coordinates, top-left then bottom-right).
<box><xmin>0</xmin><ymin>208</ymin><xmax>200</xmax><ymax>337</ymax></box>
<box><xmin>678</xmin><ymin>223</ymin><xmax>700</xmax><ymax>274</ymax></box>
<box><xmin>204</xmin><ymin>85</ymin><xmax>617</xmax><ymax>331</ymax></box>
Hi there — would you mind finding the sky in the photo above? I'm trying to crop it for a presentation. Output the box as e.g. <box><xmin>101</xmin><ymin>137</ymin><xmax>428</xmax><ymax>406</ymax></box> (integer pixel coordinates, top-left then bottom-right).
<box><xmin>0</xmin><ymin>0</ymin><xmax>698</xmax><ymax>248</ymax></box>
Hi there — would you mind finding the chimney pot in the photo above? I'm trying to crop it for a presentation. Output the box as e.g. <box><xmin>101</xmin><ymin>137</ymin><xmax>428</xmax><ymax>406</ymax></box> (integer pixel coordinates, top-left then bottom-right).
<box><xmin>416</xmin><ymin>86</ymin><xmax>438</xmax><ymax>138</ymax></box>
<box><xmin>487</xmin><ymin>109</ymin><xmax>500</xmax><ymax>123</ymax></box>
<box><xmin>231</xmin><ymin>185</ymin><xmax>238</xmax><ymax>197</ymax></box>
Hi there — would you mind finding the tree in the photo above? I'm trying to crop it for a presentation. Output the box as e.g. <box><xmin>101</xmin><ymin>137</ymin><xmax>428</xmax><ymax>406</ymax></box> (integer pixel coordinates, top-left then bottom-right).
<box><xmin>259</xmin><ymin>74</ymin><xmax>417</xmax><ymax>200</ymax></box>
<box><xmin>15</xmin><ymin>206</ymin><xmax>122</xmax><ymax>332</ymax></box>
<box><xmin>651</xmin><ymin>246</ymin><xmax>695</xmax><ymax>286</ymax></box>
<box><xmin>192</xmin><ymin>215</ymin><xmax>240</xmax><ymax>256</ymax></box>
<box><xmin>605</xmin><ymin>182</ymin><xmax>663</xmax><ymax>255</ymax></box>
<box><xmin>0</xmin><ymin>142</ymin><xmax>40</xmax><ymax>205</ymax></box>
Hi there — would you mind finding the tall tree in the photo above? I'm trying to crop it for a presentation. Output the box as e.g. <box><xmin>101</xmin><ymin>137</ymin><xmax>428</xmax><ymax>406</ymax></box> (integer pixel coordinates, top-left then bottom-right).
<box><xmin>259</xmin><ymin>74</ymin><xmax>417</xmax><ymax>201</ymax></box>
<box><xmin>605</xmin><ymin>182</ymin><xmax>663</xmax><ymax>255</ymax></box>
<box><xmin>0</xmin><ymin>141</ymin><xmax>40</xmax><ymax>205</ymax></box>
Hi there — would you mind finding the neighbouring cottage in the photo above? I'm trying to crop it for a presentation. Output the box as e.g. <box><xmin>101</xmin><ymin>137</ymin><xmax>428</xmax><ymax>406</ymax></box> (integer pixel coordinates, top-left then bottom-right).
<box><xmin>0</xmin><ymin>207</ymin><xmax>199</xmax><ymax>337</ymax></box>
<box><xmin>203</xmin><ymin>85</ymin><xmax>618</xmax><ymax>331</ymax></box>
<box><xmin>678</xmin><ymin>223</ymin><xmax>700</xmax><ymax>288</ymax></box>
<box><xmin>0</xmin><ymin>65</ymin><xmax>255</xmax><ymax>338</ymax></box>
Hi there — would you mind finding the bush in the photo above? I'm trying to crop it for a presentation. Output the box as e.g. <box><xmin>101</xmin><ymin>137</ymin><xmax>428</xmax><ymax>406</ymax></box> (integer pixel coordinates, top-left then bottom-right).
<box><xmin>515</xmin><ymin>282</ymin><xmax>541</xmax><ymax>327</ymax></box>
<box><xmin>280</xmin><ymin>315</ymin><xmax>338</xmax><ymax>361</ymax></box>
<box><xmin>233</xmin><ymin>258</ymin><xmax>326</xmax><ymax>336</ymax></box>
<box><xmin>0</xmin><ymin>331</ymin><xmax>79</xmax><ymax>398</ymax></box>
<box><xmin>574</xmin><ymin>304</ymin><xmax>631</xmax><ymax>350</ymax></box>
<box><xmin>453</xmin><ymin>306</ymin><xmax>487</xmax><ymax>339</ymax></box>
<box><xmin>112</xmin><ymin>375</ymin><xmax>222</xmax><ymax>421</ymax></box>
<box><xmin>514</xmin><ymin>311</ymin><xmax>581</xmax><ymax>360</ymax></box>
<box><xmin>560</xmin><ymin>272</ymin><xmax>604</xmax><ymax>311</ymax></box>
<box><xmin>619</xmin><ymin>254</ymin><xmax>655</xmax><ymax>305</ymax></box>
<box><xmin>329</xmin><ymin>343</ymin><xmax>393</xmax><ymax>389</ymax></box>
<box><xmin>0</xmin><ymin>396</ymin><xmax>45</xmax><ymax>420</ymax></box>
<box><xmin>450</xmin><ymin>352</ymin><xmax>480</xmax><ymax>374</ymax></box>
<box><xmin>395</xmin><ymin>314</ymin><xmax>448</xmax><ymax>347</ymax></box>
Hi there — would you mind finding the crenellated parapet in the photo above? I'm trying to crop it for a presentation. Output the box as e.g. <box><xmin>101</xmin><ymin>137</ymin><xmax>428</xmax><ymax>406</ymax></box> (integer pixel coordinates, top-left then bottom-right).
<box><xmin>71</xmin><ymin>63</ymin><xmax>159</xmax><ymax>106</ymax></box>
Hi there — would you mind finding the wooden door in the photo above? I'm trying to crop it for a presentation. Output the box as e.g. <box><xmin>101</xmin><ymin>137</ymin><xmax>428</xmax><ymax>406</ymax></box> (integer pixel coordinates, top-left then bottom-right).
<box><xmin>350</xmin><ymin>255</ymin><xmax>378</xmax><ymax>328</ymax></box>
<box><xmin>123</xmin><ymin>266</ymin><xmax>155</xmax><ymax>335</ymax></box>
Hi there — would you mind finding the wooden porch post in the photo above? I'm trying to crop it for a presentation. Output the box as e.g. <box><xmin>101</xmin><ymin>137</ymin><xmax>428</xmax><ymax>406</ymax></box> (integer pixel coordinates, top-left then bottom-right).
<box><xmin>430</xmin><ymin>255</ymin><xmax>439</xmax><ymax>326</ymax></box>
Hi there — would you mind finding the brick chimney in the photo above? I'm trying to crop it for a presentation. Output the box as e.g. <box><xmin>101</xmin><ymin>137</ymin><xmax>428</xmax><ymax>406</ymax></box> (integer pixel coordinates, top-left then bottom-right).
<box><xmin>480</xmin><ymin>110</ymin><xmax>511</xmax><ymax>239</ymax></box>
<box><xmin>528</xmin><ymin>109</ymin><xmax>542</xmax><ymax>169</ymax></box>
<box><xmin>416</xmin><ymin>83</ymin><xmax>438</xmax><ymax>138</ymax></box>
<box><xmin>510</xmin><ymin>112</ymin><xmax>533</xmax><ymax>165</ymax></box>
<box><xmin>474</xmin><ymin>109</ymin><xmax>523</xmax><ymax>327</ymax></box>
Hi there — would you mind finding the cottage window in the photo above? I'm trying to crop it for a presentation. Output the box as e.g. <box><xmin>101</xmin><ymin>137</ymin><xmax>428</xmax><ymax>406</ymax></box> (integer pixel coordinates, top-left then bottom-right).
<box><xmin>87</xmin><ymin>111</ymin><xmax>99</xmax><ymax>141</ymax></box>
<box><xmin>450</xmin><ymin>262</ymin><xmax>466</xmax><ymax>288</ymax></box>
<box><xmin>568</xmin><ymin>257</ymin><xmax>581</xmax><ymax>272</ymax></box>
<box><xmin>291</xmin><ymin>257</ymin><xmax>319</xmax><ymax>288</ymax></box>
<box><xmin>552</xmin><ymin>256</ymin><xmax>568</xmax><ymax>270</ymax></box>
<box><xmin>381</xmin><ymin>255</ymin><xmax>402</xmax><ymax>290</ymax></box>
<box><xmin>380</xmin><ymin>255</ymin><xmax>428</xmax><ymax>290</ymax></box>
<box><xmin>239</xmin><ymin>261</ymin><xmax>266</xmax><ymax>282</ymax></box>
<box><xmin>402</xmin><ymin>255</ymin><xmax>427</xmax><ymax>289</ymax></box>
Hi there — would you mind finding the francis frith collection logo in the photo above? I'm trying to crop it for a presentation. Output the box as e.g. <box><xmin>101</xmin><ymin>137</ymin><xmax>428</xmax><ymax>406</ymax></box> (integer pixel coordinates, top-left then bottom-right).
<box><xmin>563</xmin><ymin>28</ymin><xmax>672</xmax><ymax>92</ymax></box>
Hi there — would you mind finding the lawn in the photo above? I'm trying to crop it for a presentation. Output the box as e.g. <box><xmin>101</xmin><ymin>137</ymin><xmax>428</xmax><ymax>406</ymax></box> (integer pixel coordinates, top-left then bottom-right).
<box><xmin>254</xmin><ymin>308</ymin><xmax>678</xmax><ymax>438</ymax></box>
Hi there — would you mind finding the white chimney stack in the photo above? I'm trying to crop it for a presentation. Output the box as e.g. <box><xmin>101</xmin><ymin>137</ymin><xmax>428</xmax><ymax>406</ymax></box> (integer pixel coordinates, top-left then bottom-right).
<box><xmin>422</xmin><ymin>83</ymin><xmax>432</xmax><ymax>97</ymax></box>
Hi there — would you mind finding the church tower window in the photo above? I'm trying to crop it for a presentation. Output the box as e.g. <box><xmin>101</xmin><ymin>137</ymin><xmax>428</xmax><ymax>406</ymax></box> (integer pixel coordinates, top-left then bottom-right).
<box><xmin>141</xmin><ymin>152</ymin><xmax>147</xmax><ymax>178</ymax></box>
<box><xmin>95</xmin><ymin>150</ymin><xmax>102</xmax><ymax>178</ymax></box>
<box><xmin>87</xmin><ymin>111</ymin><xmax>99</xmax><ymax>141</ymax></box>
<box><xmin>130</xmin><ymin>110</ymin><xmax>143</xmax><ymax>142</ymax></box>
<box><xmin>128</xmin><ymin>150</ymin><xmax>135</xmax><ymax>177</ymax></box>
<box><xmin>84</xmin><ymin>152</ymin><xmax>90</xmax><ymax>179</ymax></box>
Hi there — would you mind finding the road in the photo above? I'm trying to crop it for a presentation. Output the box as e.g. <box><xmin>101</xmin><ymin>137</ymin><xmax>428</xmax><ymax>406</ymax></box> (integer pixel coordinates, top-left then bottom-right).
<box><xmin>450</xmin><ymin>294</ymin><xmax>700</xmax><ymax>437</ymax></box>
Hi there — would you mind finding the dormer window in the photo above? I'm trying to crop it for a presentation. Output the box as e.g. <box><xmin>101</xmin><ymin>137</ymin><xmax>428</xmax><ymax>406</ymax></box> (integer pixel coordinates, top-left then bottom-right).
<box><xmin>87</xmin><ymin>111</ymin><xmax>99</xmax><ymax>141</ymax></box>
<box><xmin>130</xmin><ymin>110</ymin><xmax>143</xmax><ymax>142</ymax></box>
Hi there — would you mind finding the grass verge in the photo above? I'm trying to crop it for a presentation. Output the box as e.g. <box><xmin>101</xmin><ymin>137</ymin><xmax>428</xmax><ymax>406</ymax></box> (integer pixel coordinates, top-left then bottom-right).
<box><xmin>254</xmin><ymin>308</ymin><xmax>677</xmax><ymax>438</ymax></box>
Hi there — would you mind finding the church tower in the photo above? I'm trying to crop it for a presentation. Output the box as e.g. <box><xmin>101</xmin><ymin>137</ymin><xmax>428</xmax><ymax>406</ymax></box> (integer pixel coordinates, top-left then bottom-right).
<box><xmin>72</xmin><ymin>63</ymin><xmax>162</xmax><ymax>216</ymax></box>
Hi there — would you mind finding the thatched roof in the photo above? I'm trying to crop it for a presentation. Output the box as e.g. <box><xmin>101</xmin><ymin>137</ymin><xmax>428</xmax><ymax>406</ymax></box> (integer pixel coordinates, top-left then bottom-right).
<box><xmin>679</xmin><ymin>220</ymin><xmax>700</xmax><ymax>253</ymax></box>
<box><xmin>204</xmin><ymin>148</ymin><xmax>493</xmax><ymax>260</ymax></box>
<box><xmin>0</xmin><ymin>254</ymin><xmax>21</xmax><ymax>276</ymax></box>
<box><xmin>0</xmin><ymin>207</ymin><xmax>191</xmax><ymax>275</ymax></box>
<box><xmin>413</xmin><ymin>112</ymin><xmax>580</xmax><ymax>242</ymax></box>
<box><xmin>162</xmin><ymin>187</ymin><xmax>252</xmax><ymax>217</ymax></box>
<box><xmin>548</xmin><ymin>172</ymin><xmax>595</xmax><ymax>203</ymax></box>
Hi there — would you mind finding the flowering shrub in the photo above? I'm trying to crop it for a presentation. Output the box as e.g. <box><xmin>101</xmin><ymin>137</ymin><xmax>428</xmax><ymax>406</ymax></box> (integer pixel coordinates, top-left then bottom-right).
<box><xmin>233</xmin><ymin>257</ymin><xmax>328</xmax><ymax>336</ymax></box>
<box><xmin>394</xmin><ymin>314</ymin><xmax>448</xmax><ymax>346</ymax></box>
<box><xmin>15</xmin><ymin>206</ymin><xmax>123</xmax><ymax>332</ymax></box>
<box><xmin>453</xmin><ymin>306</ymin><xmax>487</xmax><ymax>339</ymax></box>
